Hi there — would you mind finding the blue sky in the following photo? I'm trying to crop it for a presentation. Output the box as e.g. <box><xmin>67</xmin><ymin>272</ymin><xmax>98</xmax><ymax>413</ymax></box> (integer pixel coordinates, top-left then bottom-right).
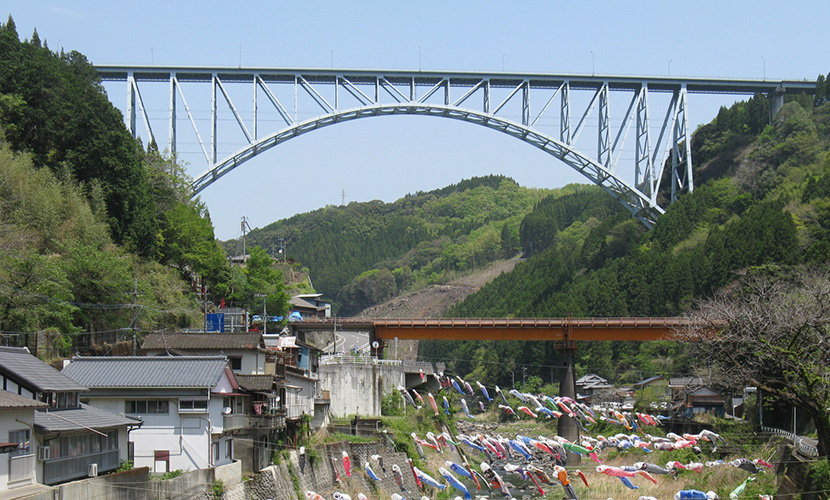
<box><xmin>6</xmin><ymin>2</ymin><xmax>828</xmax><ymax>239</ymax></box>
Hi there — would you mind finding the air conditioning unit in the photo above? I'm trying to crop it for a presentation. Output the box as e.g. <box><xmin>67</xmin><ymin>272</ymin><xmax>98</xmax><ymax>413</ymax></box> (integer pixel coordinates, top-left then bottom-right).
<box><xmin>88</xmin><ymin>463</ymin><xmax>98</xmax><ymax>477</ymax></box>
<box><xmin>37</xmin><ymin>446</ymin><xmax>50</xmax><ymax>461</ymax></box>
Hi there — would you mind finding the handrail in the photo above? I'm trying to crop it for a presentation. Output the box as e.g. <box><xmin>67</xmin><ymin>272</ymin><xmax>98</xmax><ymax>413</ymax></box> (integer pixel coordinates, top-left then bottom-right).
<box><xmin>761</xmin><ymin>426</ymin><xmax>819</xmax><ymax>457</ymax></box>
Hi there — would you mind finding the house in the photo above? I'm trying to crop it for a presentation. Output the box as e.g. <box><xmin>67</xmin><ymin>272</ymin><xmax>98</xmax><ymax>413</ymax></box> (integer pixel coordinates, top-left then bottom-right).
<box><xmin>141</xmin><ymin>333</ymin><xmax>290</xmax><ymax>472</ymax></box>
<box><xmin>576</xmin><ymin>373</ymin><xmax>613</xmax><ymax>400</ymax></box>
<box><xmin>0</xmin><ymin>390</ymin><xmax>47</xmax><ymax>493</ymax></box>
<box><xmin>289</xmin><ymin>294</ymin><xmax>331</xmax><ymax>320</ymax></box>
<box><xmin>141</xmin><ymin>332</ymin><xmax>267</xmax><ymax>375</ymax></box>
<box><xmin>0</xmin><ymin>347</ymin><xmax>138</xmax><ymax>486</ymax></box>
<box><xmin>62</xmin><ymin>356</ymin><xmax>245</xmax><ymax>473</ymax></box>
<box><xmin>264</xmin><ymin>335</ymin><xmax>329</xmax><ymax>443</ymax></box>
<box><xmin>669</xmin><ymin>377</ymin><xmax>726</xmax><ymax>417</ymax></box>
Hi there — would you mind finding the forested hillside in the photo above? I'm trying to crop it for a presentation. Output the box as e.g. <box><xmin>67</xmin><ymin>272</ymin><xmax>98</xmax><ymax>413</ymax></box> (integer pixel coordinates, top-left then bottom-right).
<box><xmin>0</xmin><ymin>18</ymin><xmax>289</xmax><ymax>349</ymax></box>
<box><xmin>422</xmin><ymin>84</ymin><xmax>830</xmax><ymax>386</ymax></box>
<box><xmin>223</xmin><ymin>175</ymin><xmax>566</xmax><ymax>315</ymax></box>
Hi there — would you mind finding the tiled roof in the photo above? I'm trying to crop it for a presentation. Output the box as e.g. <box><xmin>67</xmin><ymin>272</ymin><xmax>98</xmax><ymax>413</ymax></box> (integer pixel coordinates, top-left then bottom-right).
<box><xmin>62</xmin><ymin>356</ymin><xmax>229</xmax><ymax>389</ymax></box>
<box><xmin>141</xmin><ymin>333</ymin><xmax>262</xmax><ymax>350</ymax></box>
<box><xmin>0</xmin><ymin>347</ymin><xmax>87</xmax><ymax>393</ymax></box>
<box><xmin>236</xmin><ymin>374</ymin><xmax>275</xmax><ymax>392</ymax></box>
<box><xmin>34</xmin><ymin>404</ymin><xmax>141</xmax><ymax>433</ymax></box>
<box><xmin>0</xmin><ymin>389</ymin><xmax>47</xmax><ymax>409</ymax></box>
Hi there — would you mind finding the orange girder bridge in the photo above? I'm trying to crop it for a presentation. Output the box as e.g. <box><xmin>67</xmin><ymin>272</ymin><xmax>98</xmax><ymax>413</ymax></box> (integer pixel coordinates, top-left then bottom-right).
<box><xmin>289</xmin><ymin>317</ymin><xmax>696</xmax><ymax>443</ymax></box>
<box><xmin>288</xmin><ymin>316</ymin><xmax>688</xmax><ymax>343</ymax></box>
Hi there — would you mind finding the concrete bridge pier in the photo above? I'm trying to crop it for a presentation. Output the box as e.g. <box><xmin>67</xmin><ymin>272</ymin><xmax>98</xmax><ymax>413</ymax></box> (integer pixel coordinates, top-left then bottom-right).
<box><xmin>556</xmin><ymin>341</ymin><xmax>581</xmax><ymax>449</ymax></box>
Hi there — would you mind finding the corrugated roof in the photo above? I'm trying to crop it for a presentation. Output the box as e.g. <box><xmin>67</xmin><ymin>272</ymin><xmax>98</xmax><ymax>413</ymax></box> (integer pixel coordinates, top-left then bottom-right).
<box><xmin>141</xmin><ymin>333</ymin><xmax>262</xmax><ymax>350</ymax></box>
<box><xmin>0</xmin><ymin>389</ymin><xmax>47</xmax><ymax>409</ymax></box>
<box><xmin>34</xmin><ymin>404</ymin><xmax>140</xmax><ymax>433</ymax></box>
<box><xmin>236</xmin><ymin>374</ymin><xmax>275</xmax><ymax>392</ymax></box>
<box><xmin>62</xmin><ymin>356</ymin><xmax>229</xmax><ymax>388</ymax></box>
<box><xmin>0</xmin><ymin>347</ymin><xmax>87</xmax><ymax>393</ymax></box>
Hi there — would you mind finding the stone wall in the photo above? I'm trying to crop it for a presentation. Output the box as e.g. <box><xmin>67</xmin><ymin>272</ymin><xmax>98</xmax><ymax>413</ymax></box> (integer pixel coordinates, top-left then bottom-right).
<box><xmin>239</xmin><ymin>440</ymin><xmax>418</xmax><ymax>500</ymax></box>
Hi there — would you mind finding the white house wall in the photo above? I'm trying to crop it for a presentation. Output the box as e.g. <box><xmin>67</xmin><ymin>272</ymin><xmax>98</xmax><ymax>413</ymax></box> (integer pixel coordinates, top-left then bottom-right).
<box><xmin>0</xmin><ymin>377</ymin><xmax>35</xmax><ymax>399</ymax></box>
<box><xmin>0</xmin><ymin>408</ymin><xmax>36</xmax><ymax>491</ymax></box>
<box><xmin>81</xmin><ymin>396</ymin><xmax>233</xmax><ymax>472</ymax></box>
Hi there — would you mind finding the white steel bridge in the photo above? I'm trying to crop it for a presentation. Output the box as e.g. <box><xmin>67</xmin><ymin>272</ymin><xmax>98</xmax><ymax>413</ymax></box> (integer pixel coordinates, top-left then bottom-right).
<box><xmin>96</xmin><ymin>65</ymin><xmax>814</xmax><ymax>226</ymax></box>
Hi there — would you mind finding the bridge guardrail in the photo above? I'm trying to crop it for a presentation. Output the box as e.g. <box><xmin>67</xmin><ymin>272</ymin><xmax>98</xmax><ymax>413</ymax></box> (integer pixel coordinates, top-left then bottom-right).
<box><xmin>320</xmin><ymin>355</ymin><xmax>402</xmax><ymax>366</ymax></box>
<box><xmin>761</xmin><ymin>426</ymin><xmax>818</xmax><ymax>457</ymax></box>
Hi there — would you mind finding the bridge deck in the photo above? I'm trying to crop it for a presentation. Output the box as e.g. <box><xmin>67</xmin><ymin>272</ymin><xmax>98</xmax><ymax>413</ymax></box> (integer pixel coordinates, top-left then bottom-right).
<box><xmin>289</xmin><ymin>317</ymin><xmax>697</xmax><ymax>342</ymax></box>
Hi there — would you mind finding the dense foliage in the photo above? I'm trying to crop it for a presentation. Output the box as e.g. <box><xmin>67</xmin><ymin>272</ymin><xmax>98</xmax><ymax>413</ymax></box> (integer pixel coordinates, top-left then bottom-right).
<box><xmin>223</xmin><ymin>175</ymin><xmax>554</xmax><ymax>315</ymax></box>
<box><xmin>425</xmin><ymin>88</ymin><xmax>830</xmax><ymax>389</ymax></box>
<box><xmin>0</xmin><ymin>17</ymin><xmax>156</xmax><ymax>253</ymax></box>
<box><xmin>0</xmin><ymin>18</ymin><xmax>288</xmax><ymax>349</ymax></box>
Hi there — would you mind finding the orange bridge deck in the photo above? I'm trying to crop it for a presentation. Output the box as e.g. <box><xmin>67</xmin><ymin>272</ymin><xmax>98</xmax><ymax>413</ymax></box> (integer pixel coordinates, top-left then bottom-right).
<box><xmin>289</xmin><ymin>317</ymin><xmax>697</xmax><ymax>342</ymax></box>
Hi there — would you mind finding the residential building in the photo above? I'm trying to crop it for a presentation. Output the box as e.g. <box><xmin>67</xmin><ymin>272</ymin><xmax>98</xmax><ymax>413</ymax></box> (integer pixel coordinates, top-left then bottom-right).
<box><xmin>289</xmin><ymin>294</ymin><xmax>331</xmax><ymax>319</ymax></box>
<box><xmin>0</xmin><ymin>390</ymin><xmax>47</xmax><ymax>492</ymax></box>
<box><xmin>62</xmin><ymin>356</ymin><xmax>243</xmax><ymax>473</ymax></box>
<box><xmin>263</xmin><ymin>335</ymin><xmax>329</xmax><ymax>443</ymax></box>
<box><xmin>0</xmin><ymin>347</ymin><xmax>138</xmax><ymax>486</ymax></box>
<box><xmin>576</xmin><ymin>373</ymin><xmax>613</xmax><ymax>401</ymax></box>
<box><xmin>141</xmin><ymin>333</ymin><xmax>290</xmax><ymax>472</ymax></box>
<box><xmin>142</xmin><ymin>332</ymin><xmax>267</xmax><ymax>375</ymax></box>
<box><xmin>669</xmin><ymin>377</ymin><xmax>726</xmax><ymax>417</ymax></box>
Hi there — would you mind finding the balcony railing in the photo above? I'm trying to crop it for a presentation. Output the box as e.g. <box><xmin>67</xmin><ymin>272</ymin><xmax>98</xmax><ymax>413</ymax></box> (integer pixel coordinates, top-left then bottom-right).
<box><xmin>223</xmin><ymin>413</ymin><xmax>248</xmax><ymax>431</ymax></box>
<box><xmin>224</xmin><ymin>411</ymin><xmax>287</xmax><ymax>431</ymax></box>
<box><xmin>43</xmin><ymin>449</ymin><xmax>119</xmax><ymax>485</ymax></box>
<box><xmin>9</xmin><ymin>453</ymin><xmax>35</xmax><ymax>484</ymax></box>
<box><xmin>249</xmin><ymin>413</ymin><xmax>286</xmax><ymax>430</ymax></box>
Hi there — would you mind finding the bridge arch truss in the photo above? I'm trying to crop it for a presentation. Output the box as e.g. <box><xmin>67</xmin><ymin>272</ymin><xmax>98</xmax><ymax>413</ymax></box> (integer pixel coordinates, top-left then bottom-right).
<box><xmin>97</xmin><ymin>66</ymin><xmax>810</xmax><ymax>226</ymax></box>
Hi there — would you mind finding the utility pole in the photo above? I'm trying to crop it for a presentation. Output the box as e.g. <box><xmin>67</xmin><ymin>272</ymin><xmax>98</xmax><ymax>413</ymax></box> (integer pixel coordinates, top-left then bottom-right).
<box><xmin>241</xmin><ymin>216</ymin><xmax>248</xmax><ymax>263</ymax></box>
<box><xmin>127</xmin><ymin>279</ymin><xmax>140</xmax><ymax>355</ymax></box>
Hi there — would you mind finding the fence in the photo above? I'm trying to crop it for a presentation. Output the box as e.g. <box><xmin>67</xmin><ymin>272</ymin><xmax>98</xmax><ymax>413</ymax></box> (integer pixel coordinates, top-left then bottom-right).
<box><xmin>761</xmin><ymin>426</ymin><xmax>819</xmax><ymax>457</ymax></box>
<box><xmin>320</xmin><ymin>355</ymin><xmax>402</xmax><ymax>365</ymax></box>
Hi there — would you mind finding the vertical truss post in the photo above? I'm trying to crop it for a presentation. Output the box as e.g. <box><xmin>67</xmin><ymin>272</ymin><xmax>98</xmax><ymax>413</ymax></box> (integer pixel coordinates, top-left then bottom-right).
<box><xmin>211</xmin><ymin>74</ymin><xmax>217</xmax><ymax>165</ymax></box>
<box><xmin>445</xmin><ymin>79</ymin><xmax>450</xmax><ymax>106</ymax></box>
<box><xmin>635</xmin><ymin>84</ymin><xmax>653</xmax><ymax>196</ymax></box>
<box><xmin>560</xmin><ymin>81</ymin><xmax>571</xmax><ymax>145</ymax></box>
<box><xmin>253</xmin><ymin>75</ymin><xmax>258</xmax><ymax>141</ymax></box>
<box><xmin>126</xmin><ymin>71</ymin><xmax>136</xmax><ymax>137</ymax></box>
<box><xmin>168</xmin><ymin>76</ymin><xmax>176</xmax><ymax>155</ymax></box>
<box><xmin>598</xmin><ymin>83</ymin><xmax>610</xmax><ymax>170</ymax></box>
<box><xmin>335</xmin><ymin>76</ymin><xmax>340</xmax><ymax>111</ymax></box>
<box><xmin>671</xmin><ymin>85</ymin><xmax>693</xmax><ymax>201</ymax></box>
<box><xmin>484</xmin><ymin>80</ymin><xmax>490</xmax><ymax>114</ymax></box>
<box><xmin>522</xmin><ymin>82</ymin><xmax>529</xmax><ymax>126</ymax></box>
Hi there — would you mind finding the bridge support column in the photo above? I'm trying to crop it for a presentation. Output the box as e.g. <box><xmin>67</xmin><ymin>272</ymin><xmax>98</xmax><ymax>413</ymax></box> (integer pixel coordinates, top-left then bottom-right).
<box><xmin>769</xmin><ymin>88</ymin><xmax>785</xmax><ymax>122</ymax></box>
<box><xmin>556</xmin><ymin>340</ymin><xmax>580</xmax><ymax>453</ymax></box>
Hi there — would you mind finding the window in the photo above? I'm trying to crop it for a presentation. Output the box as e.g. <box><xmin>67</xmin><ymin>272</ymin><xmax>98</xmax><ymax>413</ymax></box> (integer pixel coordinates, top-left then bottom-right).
<box><xmin>46</xmin><ymin>431</ymin><xmax>117</xmax><ymax>459</ymax></box>
<box><xmin>228</xmin><ymin>356</ymin><xmax>242</xmax><ymax>371</ymax></box>
<box><xmin>225</xmin><ymin>439</ymin><xmax>233</xmax><ymax>459</ymax></box>
<box><xmin>211</xmin><ymin>442</ymin><xmax>220</xmax><ymax>465</ymax></box>
<box><xmin>179</xmin><ymin>400</ymin><xmax>209</xmax><ymax>412</ymax></box>
<box><xmin>55</xmin><ymin>392</ymin><xmax>78</xmax><ymax>409</ymax></box>
<box><xmin>8</xmin><ymin>429</ymin><xmax>30</xmax><ymax>457</ymax></box>
<box><xmin>126</xmin><ymin>400</ymin><xmax>169</xmax><ymax>414</ymax></box>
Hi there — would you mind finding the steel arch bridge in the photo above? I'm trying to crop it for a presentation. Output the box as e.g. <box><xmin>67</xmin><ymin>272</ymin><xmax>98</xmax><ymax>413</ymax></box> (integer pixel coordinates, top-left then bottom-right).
<box><xmin>96</xmin><ymin>66</ymin><xmax>813</xmax><ymax>226</ymax></box>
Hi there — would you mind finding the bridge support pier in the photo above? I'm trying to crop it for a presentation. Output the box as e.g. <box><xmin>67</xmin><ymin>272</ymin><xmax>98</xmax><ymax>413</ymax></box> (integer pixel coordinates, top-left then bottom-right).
<box><xmin>556</xmin><ymin>340</ymin><xmax>581</xmax><ymax>451</ymax></box>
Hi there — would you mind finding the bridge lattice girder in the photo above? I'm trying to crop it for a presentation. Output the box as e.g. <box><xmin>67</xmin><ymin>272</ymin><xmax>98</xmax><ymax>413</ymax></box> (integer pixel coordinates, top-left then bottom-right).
<box><xmin>97</xmin><ymin>66</ymin><xmax>811</xmax><ymax>225</ymax></box>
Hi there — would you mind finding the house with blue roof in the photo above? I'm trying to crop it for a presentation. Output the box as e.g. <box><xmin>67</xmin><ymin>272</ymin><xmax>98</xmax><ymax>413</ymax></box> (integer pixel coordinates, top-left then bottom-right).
<box><xmin>62</xmin><ymin>356</ymin><xmax>243</xmax><ymax>474</ymax></box>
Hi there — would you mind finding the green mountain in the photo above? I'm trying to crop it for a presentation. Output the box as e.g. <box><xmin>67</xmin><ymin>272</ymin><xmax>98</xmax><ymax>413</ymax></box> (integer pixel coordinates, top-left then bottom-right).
<box><xmin>422</xmin><ymin>86</ymin><xmax>830</xmax><ymax>386</ymax></box>
<box><xmin>222</xmin><ymin>175</ymin><xmax>560</xmax><ymax>315</ymax></box>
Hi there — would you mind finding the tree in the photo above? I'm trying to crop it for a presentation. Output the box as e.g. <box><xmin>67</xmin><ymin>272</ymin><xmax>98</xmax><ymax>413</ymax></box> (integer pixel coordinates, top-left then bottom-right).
<box><xmin>238</xmin><ymin>246</ymin><xmax>289</xmax><ymax>318</ymax></box>
<box><xmin>681</xmin><ymin>267</ymin><xmax>830</xmax><ymax>456</ymax></box>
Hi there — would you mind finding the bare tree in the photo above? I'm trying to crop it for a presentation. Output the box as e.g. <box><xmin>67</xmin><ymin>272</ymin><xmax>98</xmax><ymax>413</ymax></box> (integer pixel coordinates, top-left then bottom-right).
<box><xmin>680</xmin><ymin>267</ymin><xmax>830</xmax><ymax>456</ymax></box>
